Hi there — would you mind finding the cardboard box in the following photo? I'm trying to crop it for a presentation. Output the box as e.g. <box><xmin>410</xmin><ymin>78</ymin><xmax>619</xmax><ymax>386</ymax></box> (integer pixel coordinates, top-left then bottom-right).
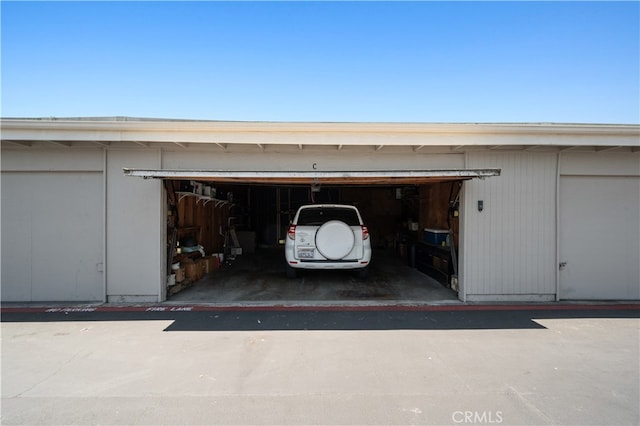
<box><xmin>184</xmin><ymin>259</ymin><xmax>198</xmax><ymax>281</ymax></box>
<box><xmin>175</xmin><ymin>267</ymin><xmax>185</xmax><ymax>283</ymax></box>
<box><xmin>196</xmin><ymin>258</ymin><xmax>207</xmax><ymax>278</ymax></box>
<box><xmin>204</xmin><ymin>255</ymin><xmax>219</xmax><ymax>272</ymax></box>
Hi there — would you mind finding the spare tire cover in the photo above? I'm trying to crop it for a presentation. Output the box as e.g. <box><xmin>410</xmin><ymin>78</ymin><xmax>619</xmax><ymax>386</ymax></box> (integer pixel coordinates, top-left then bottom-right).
<box><xmin>315</xmin><ymin>220</ymin><xmax>355</xmax><ymax>260</ymax></box>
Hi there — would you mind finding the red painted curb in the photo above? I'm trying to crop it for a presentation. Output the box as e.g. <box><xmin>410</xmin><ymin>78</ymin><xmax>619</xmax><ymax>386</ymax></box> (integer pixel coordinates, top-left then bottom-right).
<box><xmin>1</xmin><ymin>303</ymin><xmax>639</xmax><ymax>314</ymax></box>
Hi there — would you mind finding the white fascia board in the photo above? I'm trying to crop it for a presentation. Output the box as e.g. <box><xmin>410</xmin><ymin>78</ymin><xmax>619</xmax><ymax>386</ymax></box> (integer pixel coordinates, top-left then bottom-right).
<box><xmin>3</xmin><ymin>118</ymin><xmax>639</xmax><ymax>134</ymax></box>
<box><xmin>2</xmin><ymin>119</ymin><xmax>638</xmax><ymax>148</ymax></box>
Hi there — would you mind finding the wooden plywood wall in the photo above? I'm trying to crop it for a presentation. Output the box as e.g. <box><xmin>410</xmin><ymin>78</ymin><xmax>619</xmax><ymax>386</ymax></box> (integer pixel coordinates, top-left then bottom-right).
<box><xmin>340</xmin><ymin>187</ymin><xmax>403</xmax><ymax>249</ymax></box>
<box><xmin>419</xmin><ymin>181</ymin><xmax>460</xmax><ymax>247</ymax></box>
<box><xmin>340</xmin><ymin>184</ymin><xmax>460</xmax><ymax>248</ymax></box>
<box><xmin>167</xmin><ymin>181</ymin><xmax>231</xmax><ymax>255</ymax></box>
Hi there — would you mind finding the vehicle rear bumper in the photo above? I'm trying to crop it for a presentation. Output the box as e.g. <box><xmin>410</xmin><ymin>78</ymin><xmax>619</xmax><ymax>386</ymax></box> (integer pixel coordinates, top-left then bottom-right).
<box><xmin>286</xmin><ymin>254</ymin><xmax>371</xmax><ymax>270</ymax></box>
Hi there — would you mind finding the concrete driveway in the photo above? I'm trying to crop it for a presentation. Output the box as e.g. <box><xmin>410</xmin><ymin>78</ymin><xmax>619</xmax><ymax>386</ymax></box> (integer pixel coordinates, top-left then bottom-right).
<box><xmin>1</xmin><ymin>305</ymin><xmax>639</xmax><ymax>425</ymax></box>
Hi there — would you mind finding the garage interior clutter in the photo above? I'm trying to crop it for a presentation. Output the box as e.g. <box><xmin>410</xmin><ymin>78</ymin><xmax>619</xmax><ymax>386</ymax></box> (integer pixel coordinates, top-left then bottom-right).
<box><xmin>165</xmin><ymin>179</ymin><xmax>463</xmax><ymax>297</ymax></box>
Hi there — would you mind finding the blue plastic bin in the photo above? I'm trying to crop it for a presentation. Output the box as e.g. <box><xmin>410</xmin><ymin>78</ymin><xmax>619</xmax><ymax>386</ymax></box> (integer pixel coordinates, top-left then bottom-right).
<box><xmin>424</xmin><ymin>228</ymin><xmax>448</xmax><ymax>245</ymax></box>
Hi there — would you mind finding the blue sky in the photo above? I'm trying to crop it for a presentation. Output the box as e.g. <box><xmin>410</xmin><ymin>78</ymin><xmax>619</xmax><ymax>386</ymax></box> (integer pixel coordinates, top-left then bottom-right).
<box><xmin>2</xmin><ymin>1</ymin><xmax>639</xmax><ymax>123</ymax></box>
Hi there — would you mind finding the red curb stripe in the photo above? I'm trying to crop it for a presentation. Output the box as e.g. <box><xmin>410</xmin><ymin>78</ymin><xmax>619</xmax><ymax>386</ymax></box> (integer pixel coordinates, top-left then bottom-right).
<box><xmin>1</xmin><ymin>303</ymin><xmax>639</xmax><ymax>314</ymax></box>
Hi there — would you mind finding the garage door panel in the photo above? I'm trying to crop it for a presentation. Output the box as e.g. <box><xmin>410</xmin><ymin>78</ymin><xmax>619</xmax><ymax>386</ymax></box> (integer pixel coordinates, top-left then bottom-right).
<box><xmin>559</xmin><ymin>176</ymin><xmax>640</xmax><ymax>300</ymax></box>
<box><xmin>1</xmin><ymin>172</ymin><xmax>104</xmax><ymax>302</ymax></box>
<box><xmin>1</xmin><ymin>175</ymin><xmax>33</xmax><ymax>301</ymax></box>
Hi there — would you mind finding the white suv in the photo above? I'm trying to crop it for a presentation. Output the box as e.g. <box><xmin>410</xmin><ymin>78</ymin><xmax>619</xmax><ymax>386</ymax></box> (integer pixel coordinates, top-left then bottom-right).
<box><xmin>285</xmin><ymin>204</ymin><xmax>372</xmax><ymax>278</ymax></box>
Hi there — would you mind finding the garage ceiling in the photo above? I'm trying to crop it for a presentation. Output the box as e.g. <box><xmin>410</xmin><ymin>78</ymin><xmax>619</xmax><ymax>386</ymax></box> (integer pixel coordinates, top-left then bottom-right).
<box><xmin>123</xmin><ymin>168</ymin><xmax>501</xmax><ymax>185</ymax></box>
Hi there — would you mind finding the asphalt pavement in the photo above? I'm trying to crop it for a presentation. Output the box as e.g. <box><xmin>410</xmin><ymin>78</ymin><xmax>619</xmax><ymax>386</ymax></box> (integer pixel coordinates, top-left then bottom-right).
<box><xmin>2</xmin><ymin>304</ymin><xmax>639</xmax><ymax>425</ymax></box>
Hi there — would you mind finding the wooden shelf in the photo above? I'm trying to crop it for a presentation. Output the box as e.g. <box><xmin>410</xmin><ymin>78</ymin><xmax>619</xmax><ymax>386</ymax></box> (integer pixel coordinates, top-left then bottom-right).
<box><xmin>415</xmin><ymin>242</ymin><xmax>454</xmax><ymax>287</ymax></box>
<box><xmin>177</xmin><ymin>226</ymin><xmax>200</xmax><ymax>232</ymax></box>
<box><xmin>172</xmin><ymin>251</ymin><xmax>202</xmax><ymax>263</ymax></box>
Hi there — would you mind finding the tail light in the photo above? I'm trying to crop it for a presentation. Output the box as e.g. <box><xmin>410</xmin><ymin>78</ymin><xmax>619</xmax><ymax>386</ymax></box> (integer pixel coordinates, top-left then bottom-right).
<box><xmin>362</xmin><ymin>225</ymin><xmax>369</xmax><ymax>240</ymax></box>
<box><xmin>287</xmin><ymin>225</ymin><xmax>296</xmax><ymax>240</ymax></box>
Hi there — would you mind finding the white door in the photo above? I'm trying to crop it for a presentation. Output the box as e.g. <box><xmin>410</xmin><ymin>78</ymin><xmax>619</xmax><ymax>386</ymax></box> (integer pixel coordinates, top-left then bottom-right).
<box><xmin>559</xmin><ymin>176</ymin><xmax>640</xmax><ymax>300</ymax></box>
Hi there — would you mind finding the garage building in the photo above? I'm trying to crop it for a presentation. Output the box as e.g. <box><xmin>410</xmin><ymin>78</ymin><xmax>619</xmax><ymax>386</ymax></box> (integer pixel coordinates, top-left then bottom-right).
<box><xmin>1</xmin><ymin>118</ymin><xmax>639</xmax><ymax>303</ymax></box>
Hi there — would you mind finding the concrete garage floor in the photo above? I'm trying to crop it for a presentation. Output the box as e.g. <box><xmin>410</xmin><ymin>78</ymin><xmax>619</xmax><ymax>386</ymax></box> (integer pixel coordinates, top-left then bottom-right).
<box><xmin>169</xmin><ymin>248</ymin><xmax>460</xmax><ymax>305</ymax></box>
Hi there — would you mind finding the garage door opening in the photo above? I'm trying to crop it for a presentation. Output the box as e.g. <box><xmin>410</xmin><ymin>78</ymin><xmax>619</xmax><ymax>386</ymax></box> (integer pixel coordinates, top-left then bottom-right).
<box><xmin>124</xmin><ymin>168</ymin><xmax>500</xmax><ymax>304</ymax></box>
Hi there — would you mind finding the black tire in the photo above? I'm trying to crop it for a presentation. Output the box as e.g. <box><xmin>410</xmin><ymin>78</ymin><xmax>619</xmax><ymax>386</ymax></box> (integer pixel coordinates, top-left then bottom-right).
<box><xmin>286</xmin><ymin>264</ymin><xmax>297</xmax><ymax>279</ymax></box>
<box><xmin>356</xmin><ymin>267</ymin><xmax>369</xmax><ymax>280</ymax></box>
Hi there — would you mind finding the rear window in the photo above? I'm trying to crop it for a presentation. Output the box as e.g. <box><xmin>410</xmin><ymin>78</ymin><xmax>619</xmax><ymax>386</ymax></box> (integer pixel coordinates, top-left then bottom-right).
<box><xmin>296</xmin><ymin>207</ymin><xmax>361</xmax><ymax>226</ymax></box>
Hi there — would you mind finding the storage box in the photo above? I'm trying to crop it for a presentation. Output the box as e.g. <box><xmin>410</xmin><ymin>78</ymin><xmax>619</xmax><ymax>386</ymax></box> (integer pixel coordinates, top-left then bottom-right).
<box><xmin>424</xmin><ymin>228</ymin><xmax>449</xmax><ymax>245</ymax></box>
<box><xmin>200</xmin><ymin>256</ymin><xmax>218</xmax><ymax>273</ymax></box>
<box><xmin>204</xmin><ymin>255</ymin><xmax>220</xmax><ymax>272</ymax></box>
<box><xmin>191</xmin><ymin>181</ymin><xmax>203</xmax><ymax>195</ymax></box>
<box><xmin>196</xmin><ymin>258</ymin><xmax>207</xmax><ymax>278</ymax></box>
<box><xmin>175</xmin><ymin>267</ymin><xmax>185</xmax><ymax>283</ymax></box>
<box><xmin>199</xmin><ymin>258</ymin><xmax>210</xmax><ymax>274</ymax></box>
<box><xmin>167</xmin><ymin>274</ymin><xmax>176</xmax><ymax>286</ymax></box>
<box><xmin>184</xmin><ymin>260</ymin><xmax>198</xmax><ymax>281</ymax></box>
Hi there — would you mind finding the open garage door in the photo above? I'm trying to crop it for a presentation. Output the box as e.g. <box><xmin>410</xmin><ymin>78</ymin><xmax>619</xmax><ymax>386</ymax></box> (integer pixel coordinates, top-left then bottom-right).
<box><xmin>126</xmin><ymin>167</ymin><xmax>500</xmax><ymax>304</ymax></box>
<box><xmin>124</xmin><ymin>168</ymin><xmax>500</xmax><ymax>184</ymax></box>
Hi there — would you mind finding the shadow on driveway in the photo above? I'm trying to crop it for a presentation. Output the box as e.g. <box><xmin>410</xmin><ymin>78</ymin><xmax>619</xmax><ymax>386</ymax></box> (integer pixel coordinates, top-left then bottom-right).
<box><xmin>2</xmin><ymin>305</ymin><xmax>638</xmax><ymax>332</ymax></box>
